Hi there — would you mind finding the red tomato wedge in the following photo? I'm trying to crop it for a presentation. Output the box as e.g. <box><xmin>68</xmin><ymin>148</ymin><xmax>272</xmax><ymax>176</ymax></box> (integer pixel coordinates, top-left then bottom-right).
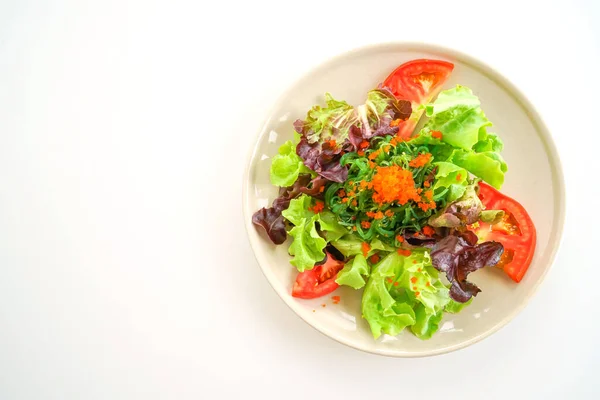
<box><xmin>292</xmin><ymin>252</ymin><xmax>344</xmax><ymax>299</ymax></box>
<box><xmin>382</xmin><ymin>59</ymin><xmax>454</xmax><ymax>138</ymax></box>
<box><xmin>469</xmin><ymin>183</ymin><xmax>537</xmax><ymax>283</ymax></box>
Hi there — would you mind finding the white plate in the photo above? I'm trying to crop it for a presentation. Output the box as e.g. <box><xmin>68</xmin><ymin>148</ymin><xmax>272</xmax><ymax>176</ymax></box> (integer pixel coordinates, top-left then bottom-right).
<box><xmin>242</xmin><ymin>43</ymin><xmax>565</xmax><ymax>357</ymax></box>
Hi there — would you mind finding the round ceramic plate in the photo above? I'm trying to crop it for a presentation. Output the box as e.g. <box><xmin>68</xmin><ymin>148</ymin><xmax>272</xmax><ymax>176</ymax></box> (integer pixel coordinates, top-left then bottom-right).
<box><xmin>242</xmin><ymin>43</ymin><xmax>565</xmax><ymax>357</ymax></box>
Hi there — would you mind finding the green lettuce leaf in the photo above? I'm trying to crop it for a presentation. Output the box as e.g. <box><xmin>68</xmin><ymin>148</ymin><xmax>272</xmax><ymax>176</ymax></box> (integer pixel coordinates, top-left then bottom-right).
<box><xmin>416</xmin><ymin>85</ymin><xmax>507</xmax><ymax>189</ymax></box>
<box><xmin>445</xmin><ymin>297</ymin><xmax>473</xmax><ymax>313</ymax></box>
<box><xmin>450</xmin><ymin>149</ymin><xmax>507</xmax><ymax>189</ymax></box>
<box><xmin>361</xmin><ymin>252</ymin><xmax>416</xmax><ymax>338</ymax></box>
<box><xmin>287</xmin><ymin>219</ymin><xmax>326</xmax><ymax>271</ymax></box>
<box><xmin>410</xmin><ymin>305</ymin><xmax>444</xmax><ymax>340</ymax></box>
<box><xmin>281</xmin><ymin>195</ymin><xmax>314</xmax><ymax>226</ymax></box>
<box><xmin>397</xmin><ymin>251</ymin><xmax>450</xmax><ymax>315</ymax></box>
<box><xmin>361</xmin><ymin>250</ymin><xmax>451</xmax><ymax>339</ymax></box>
<box><xmin>317</xmin><ymin>211</ymin><xmax>348</xmax><ymax>242</ymax></box>
<box><xmin>270</xmin><ymin>139</ymin><xmax>313</xmax><ymax>187</ymax></box>
<box><xmin>433</xmin><ymin>162</ymin><xmax>470</xmax><ymax>203</ymax></box>
<box><xmin>282</xmin><ymin>196</ymin><xmax>349</xmax><ymax>271</ymax></box>
<box><xmin>473</xmin><ymin>132</ymin><xmax>503</xmax><ymax>153</ymax></box>
<box><xmin>331</xmin><ymin>234</ymin><xmax>395</xmax><ymax>258</ymax></box>
<box><xmin>423</xmin><ymin>85</ymin><xmax>492</xmax><ymax>151</ymax></box>
<box><xmin>335</xmin><ymin>254</ymin><xmax>370</xmax><ymax>289</ymax></box>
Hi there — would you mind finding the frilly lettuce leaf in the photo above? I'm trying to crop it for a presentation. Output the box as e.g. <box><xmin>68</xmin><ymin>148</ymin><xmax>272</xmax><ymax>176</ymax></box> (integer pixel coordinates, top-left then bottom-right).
<box><xmin>398</xmin><ymin>251</ymin><xmax>450</xmax><ymax>315</ymax></box>
<box><xmin>361</xmin><ymin>250</ymin><xmax>451</xmax><ymax>339</ymax></box>
<box><xmin>302</xmin><ymin>93</ymin><xmax>355</xmax><ymax>144</ymax></box>
<box><xmin>415</xmin><ymin>85</ymin><xmax>507</xmax><ymax>189</ymax></box>
<box><xmin>433</xmin><ymin>162</ymin><xmax>470</xmax><ymax>203</ymax></box>
<box><xmin>423</xmin><ymin>85</ymin><xmax>491</xmax><ymax>150</ymax></box>
<box><xmin>270</xmin><ymin>140</ymin><xmax>313</xmax><ymax>187</ymax></box>
<box><xmin>450</xmin><ymin>149</ymin><xmax>507</xmax><ymax>189</ymax></box>
<box><xmin>428</xmin><ymin>184</ymin><xmax>484</xmax><ymax>228</ymax></box>
<box><xmin>287</xmin><ymin>219</ymin><xmax>326</xmax><ymax>272</ymax></box>
<box><xmin>331</xmin><ymin>234</ymin><xmax>395</xmax><ymax>258</ymax></box>
<box><xmin>317</xmin><ymin>211</ymin><xmax>348</xmax><ymax>242</ymax></box>
<box><xmin>410</xmin><ymin>305</ymin><xmax>444</xmax><ymax>340</ymax></box>
<box><xmin>361</xmin><ymin>252</ymin><xmax>416</xmax><ymax>338</ymax></box>
<box><xmin>281</xmin><ymin>195</ymin><xmax>313</xmax><ymax>226</ymax></box>
<box><xmin>335</xmin><ymin>254</ymin><xmax>370</xmax><ymax>289</ymax></box>
<box><xmin>282</xmin><ymin>195</ymin><xmax>350</xmax><ymax>271</ymax></box>
<box><xmin>445</xmin><ymin>297</ymin><xmax>473</xmax><ymax>314</ymax></box>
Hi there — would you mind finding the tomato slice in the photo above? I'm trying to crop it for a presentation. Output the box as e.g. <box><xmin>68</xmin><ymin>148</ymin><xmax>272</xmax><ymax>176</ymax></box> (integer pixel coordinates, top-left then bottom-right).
<box><xmin>470</xmin><ymin>183</ymin><xmax>537</xmax><ymax>283</ymax></box>
<box><xmin>382</xmin><ymin>59</ymin><xmax>454</xmax><ymax>138</ymax></box>
<box><xmin>291</xmin><ymin>252</ymin><xmax>344</xmax><ymax>299</ymax></box>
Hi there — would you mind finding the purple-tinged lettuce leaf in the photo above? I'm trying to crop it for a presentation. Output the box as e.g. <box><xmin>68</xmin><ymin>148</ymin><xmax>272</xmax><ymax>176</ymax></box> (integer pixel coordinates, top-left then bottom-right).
<box><xmin>428</xmin><ymin>184</ymin><xmax>483</xmax><ymax>228</ymax></box>
<box><xmin>430</xmin><ymin>233</ymin><xmax>504</xmax><ymax>302</ymax></box>
<box><xmin>252</xmin><ymin>207</ymin><xmax>287</xmax><ymax>245</ymax></box>
<box><xmin>252</xmin><ymin>174</ymin><xmax>328</xmax><ymax>244</ymax></box>
<box><xmin>294</xmin><ymin>89</ymin><xmax>411</xmax><ymax>182</ymax></box>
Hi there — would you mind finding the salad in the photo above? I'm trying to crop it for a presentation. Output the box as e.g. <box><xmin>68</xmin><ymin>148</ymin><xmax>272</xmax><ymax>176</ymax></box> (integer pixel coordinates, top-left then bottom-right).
<box><xmin>252</xmin><ymin>59</ymin><xmax>536</xmax><ymax>340</ymax></box>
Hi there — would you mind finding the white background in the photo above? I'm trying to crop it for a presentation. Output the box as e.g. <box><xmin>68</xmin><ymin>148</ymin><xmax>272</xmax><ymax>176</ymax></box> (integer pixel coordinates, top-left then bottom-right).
<box><xmin>0</xmin><ymin>0</ymin><xmax>598</xmax><ymax>399</ymax></box>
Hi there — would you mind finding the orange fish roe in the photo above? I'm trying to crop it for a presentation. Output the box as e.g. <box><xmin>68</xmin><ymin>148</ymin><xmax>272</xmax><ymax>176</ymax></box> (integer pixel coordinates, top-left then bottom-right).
<box><xmin>370</xmin><ymin>165</ymin><xmax>420</xmax><ymax>205</ymax></box>
<box><xmin>368</xmin><ymin>149</ymin><xmax>381</xmax><ymax>160</ymax></box>
<box><xmin>414</xmin><ymin>291</ymin><xmax>420</xmax><ymax>297</ymax></box>
<box><xmin>332</xmin><ymin>295</ymin><xmax>341</xmax><ymax>304</ymax></box>
<box><xmin>396</xmin><ymin>235</ymin><xmax>404</xmax><ymax>243</ymax></box>
<box><xmin>423</xmin><ymin>180</ymin><xmax>431</xmax><ymax>188</ymax></box>
<box><xmin>352</xmin><ymin>226</ymin><xmax>357</xmax><ymax>231</ymax></box>
<box><xmin>422</xmin><ymin>226</ymin><xmax>435</xmax><ymax>237</ymax></box>
<box><xmin>348</xmin><ymin>190</ymin><xmax>356</xmax><ymax>197</ymax></box>
<box><xmin>397</xmin><ymin>249</ymin><xmax>412</xmax><ymax>257</ymax></box>
<box><xmin>309</xmin><ymin>200</ymin><xmax>324</xmax><ymax>213</ymax></box>
<box><xmin>383</xmin><ymin>145</ymin><xmax>391</xmax><ymax>153</ymax></box>
<box><xmin>426</xmin><ymin>282</ymin><xmax>431</xmax><ymax>287</ymax></box>
<box><xmin>328</xmin><ymin>139</ymin><xmax>337</xmax><ymax>148</ymax></box>
<box><xmin>456</xmin><ymin>173</ymin><xmax>462</xmax><ymax>181</ymax></box>
<box><xmin>410</xmin><ymin>277</ymin><xmax>417</xmax><ymax>284</ymax></box>
<box><xmin>431</xmin><ymin>130</ymin><xmax>443</xmax><ymax>139</ymax></box>
<box><xmin>359</xmin><ymin>140</ymin><xmax>369</xmax><ymax>149</ymax></box>
<box><xmin>366</xmin><ymin>211</ymin><xmax>384</xmax><ymax>220</ymax></box>
<box><xmin>386</xmin><ymin>278</ymin><xmax>393</xmax><ymax>283</ymax></box>
<box><xmin>351</xmin><ymin>199</ymin><xmax>358</xmax><ymax>207</ymax></box>
<box><xmin>390</xmin><ymin>135</ymin><xmax>407</xmax><ymax>146</ymax></box>
<box><xmin>409</xmin><ymin>153</ymin><xmax>432</xmax><ymax>168</ymax></box>
<box><xmin>361</xmin><ymin>221</ymin><xmax>371</xmax><ymax>229</ymax></box>
<box><xmin>368</xmin><ymin>161</ymin><xmax>376</xmax><ymax>169</ymax></box>
<box><xmin>338</xmin><ymin>189</ymin><xmax>346</xmax><ymax>197</ymax></box>
<box><xmin>393</xmin><ymin>282</ymin><xmax>399</xmax><ymax>287</ymax></box>
<box><xmin>357</xmin><ymin>150</ymin><xmax>365</xmax><ymax>156</ymax></box>
<box><xmin>412</xmin><ymin>260</ymin><xmax>417</xmax><ymax>264</ymax></box>
<box><xmin>390</xmin><ymin>119</ymin><xmax>402</xmax><ymax>127</ymax></box>
<box><xmin>418</xmin><ymin>201</ymin><xmax>436</xmax><ymax>212</ymax></box>
<box><xmin>424</xmin><ymin>190</ymin><xmax>434</xmax><ymax>201</ymax></box>
<box><xmin>385</xmin><ymin>209</ymin><xmax>394</xmax><ymax>217</ymax></box>
<box><xmin>369</xmin><ymin>254</ymin><xmax>380</xmax><ymax>263</ymax></box>
<box><xmin>342</xmin><ymin>197</ymin><xmax>349</xmax><ymax>203</ymax></box>
<box><xmin>361</xmin><ymin>242</ymin><xmax>370</xmax><ymax>257</ymax></box>
<box><xmin>319</xmin><ymin>186</ymin><xmax>325</xmax><ymax>193</ymax></box>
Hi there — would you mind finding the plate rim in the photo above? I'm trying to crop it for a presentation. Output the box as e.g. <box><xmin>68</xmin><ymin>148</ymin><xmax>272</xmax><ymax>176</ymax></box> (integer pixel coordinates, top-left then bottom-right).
<box><xmin>241</xmin><ymin>41</ymin><xmax>566</xmax><ymax>358</ymax></box>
